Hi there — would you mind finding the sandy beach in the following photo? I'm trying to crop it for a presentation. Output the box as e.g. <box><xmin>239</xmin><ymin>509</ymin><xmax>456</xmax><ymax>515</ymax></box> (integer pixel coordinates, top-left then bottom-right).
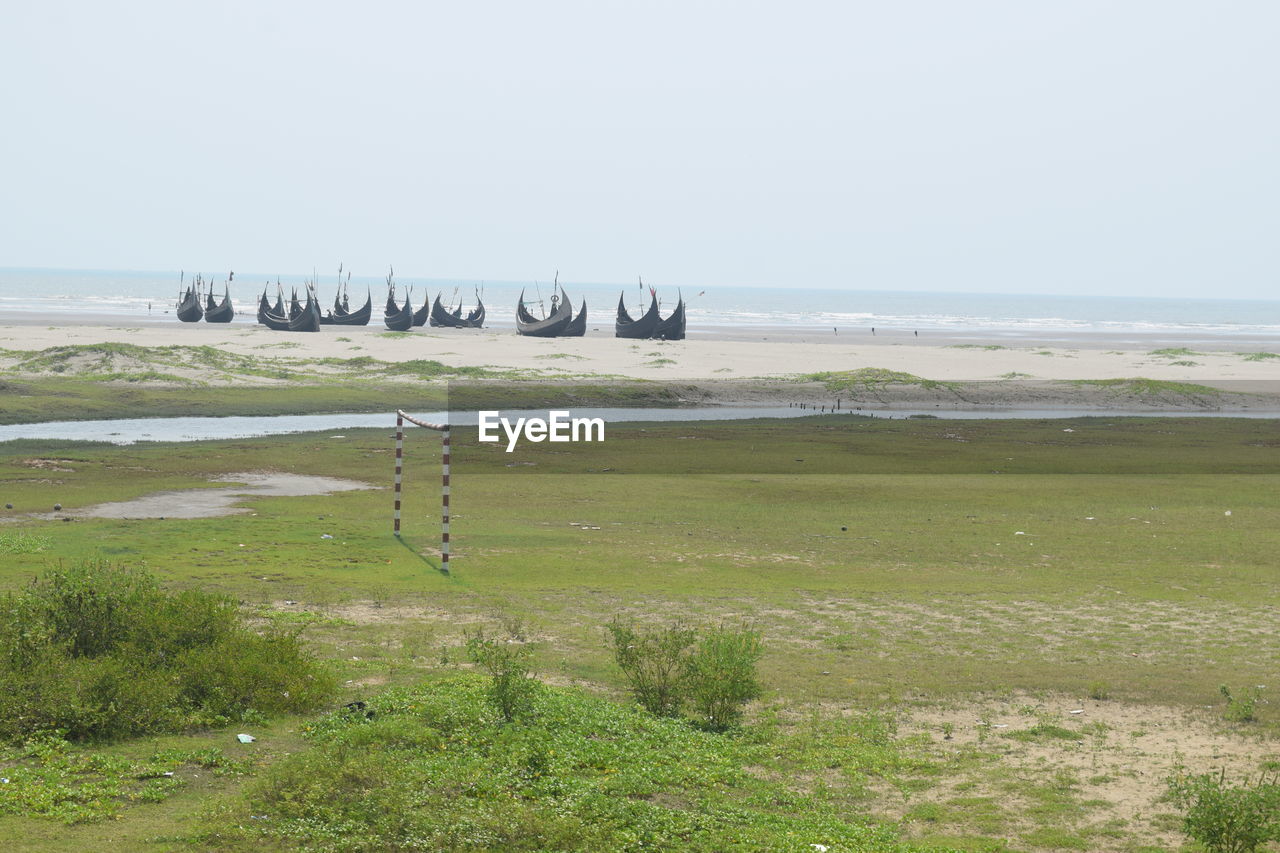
<box><xmin>1</xmin><ymin>316</ymin><xmax>1278</xmax><ymax>389</ymax></box>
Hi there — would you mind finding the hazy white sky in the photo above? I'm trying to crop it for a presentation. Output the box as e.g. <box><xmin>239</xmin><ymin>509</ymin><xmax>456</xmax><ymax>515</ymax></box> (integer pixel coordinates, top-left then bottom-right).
<box><xmin>2</xmin><ymin>1</ymin><xmax>1276</xmax><ymax>298</ymax></box>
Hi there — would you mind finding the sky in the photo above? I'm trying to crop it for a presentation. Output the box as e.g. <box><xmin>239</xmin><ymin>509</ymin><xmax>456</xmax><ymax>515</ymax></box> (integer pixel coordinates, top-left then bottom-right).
<box><xmin>1</xmin><ymin>1</ymin><xmax>1276</xmax><ymax>298</ymax></box>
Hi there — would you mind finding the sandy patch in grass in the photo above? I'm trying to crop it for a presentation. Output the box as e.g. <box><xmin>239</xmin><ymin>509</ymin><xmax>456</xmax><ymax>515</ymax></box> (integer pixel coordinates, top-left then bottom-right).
<box><xmin>71</xmin><ymin>472</ymin><xmax>373</xmax><ymax>519</ymax></box>
<box><xmin>897</xmin><ymin>693</ymin><xmax>1280</xmax><ymax>849</ymax></box>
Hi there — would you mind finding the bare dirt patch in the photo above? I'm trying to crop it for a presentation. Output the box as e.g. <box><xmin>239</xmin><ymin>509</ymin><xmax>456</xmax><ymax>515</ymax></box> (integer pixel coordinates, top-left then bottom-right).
<box><xmin>900</xmin><ymin>693</ymin><xmax>1280</xmax><ymax>849</ymax></box>
<box><xmin>74</xmin><ymin>472</ymin><xmax>374</xmax><ymax>519</ymax></box>
<box><xmin>21</xmin><ymin>458</ymin><xmax>77</xmax><ymax>472</ymax></box>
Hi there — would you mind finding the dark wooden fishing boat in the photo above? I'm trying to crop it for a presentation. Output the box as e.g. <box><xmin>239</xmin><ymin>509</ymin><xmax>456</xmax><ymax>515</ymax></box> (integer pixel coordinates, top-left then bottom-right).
<box><xmin>258</xmin><ymin>308</ymin><xmax>291</xmax><ymax>331</ymax></box>
<box><xmin>412</xmin><ymin>299</ymin><xmax>430</xmax><ymax>327</ymax></box>
<box><xmin>516</xmin><ymin>286</ymin><xmax>575</xmax><ymax>337</ymax></box>
<box><xmin>204</xmin><ymin>275</ymin><xmax>234</xmax><ymax>323</ymax></box>
<box><xmin>257</xmin><ymin>283</ymin><xmax>288</xmax><ymax>326</ymax></box>
<box><xmin>176</xmin><ymin>274</ymin><xmax>203</xmax><ymax>322</ymax></box>
<box><xmin>615</xmin><ymin>288</ymin><xmax>661</xmax><ymax>338</ymax></box>
<box><xmin>288</xmin><ymin>290</ymin><xmax>303</xmax><ymax>320</ymax></box>
<box><xmin>291</xmin><ymin>286</ymin><xmax>321</xmax><ymax>332</ymax></box>
<box><xmin>430</xmin><ymin>293</ymin><xmax>486</xmax><ymax>328</ymax></box>
<box><xmin>563</xmin><ymin>299</ymin><xmax>587</xmax><ymax>336</ymax></box>
<box><xmin>384</xmin><ymin>277</ymin><xmax>414</xmax><ymax>331</ymax></box>
<box><xmin>259</xmin><ymin>286</ymin><xmax>320</xmax><ymax>332</ymax></box>
<box><xmin>321</xmin><ymin>290</ymin><xmax>372</xmax><ymax>326</ymax></box>
<box><xmin>654</xmin><ymin>291</ymin><xmax>685</xmax><ymax>340</ymax></box>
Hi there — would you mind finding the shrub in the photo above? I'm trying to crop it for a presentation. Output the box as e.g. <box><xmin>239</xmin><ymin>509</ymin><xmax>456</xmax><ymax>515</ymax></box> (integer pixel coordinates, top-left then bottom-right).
<box><xmin>1167</xmin><ymin>770</ymin><xmax>1280</xmax><ymax>852</ymax></box>
<box><xmin>466</xmin><ymin>627</ymin><xmax>538</xmax><ymax>723</ymax></box>
<box><xmin>682</xmin><ymin>624</ymin><xmax>764</xmax><ymax>731</ymax></box>
<box><xmin>604</xmin><ymin>617</ymin><xmax>695</xmax><ymax>717</ymax></box>
<box><xmin>1220</xmin><ymin>684</ymin><xmax>1261</xmax><ymax>723</ymax></box>
<box><xmin>0</xmin><ymin>561</ymin><xmax>335</xmax><ymax>742</ymax></box>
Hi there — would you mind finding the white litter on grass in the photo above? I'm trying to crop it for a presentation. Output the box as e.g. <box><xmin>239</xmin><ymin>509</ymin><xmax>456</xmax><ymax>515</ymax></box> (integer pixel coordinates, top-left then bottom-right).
<box><xmin>1063</xmin><ymin>428</ymin><xmax>1074</xmax><ymax>432</ymax></box>
<box><xmin>237</xmin><ymin>733</ymin><xmax>255</xmax><ymax>743</ymax></box>
<box><xmin>812</xmin><ymin>846</ymin><xmax>829</xmax><ymax>852</ymax></box>
<box><xmin>321</xmin><ymin>533</ymin><xmax>334</xmax><ymax>539</ymax></box>
<box><xmin>1085</xmin><ymin>517</ymin><xmax>1095</xmax><ymax>520</ymax></box>
<box><xmin>1225</xmin><ymin>510</ymin><xmax>1233</xmax><ymax>516</ymax></box>
<box><xmin>1069</xmin><ymin>709</ymin><xmax>1084</xmax><ymax>715</ymax></box>
<box><xmin>1014</xmin><ymin>531</ymin><xmax>1029</xmax><ymax>536</ymax></box>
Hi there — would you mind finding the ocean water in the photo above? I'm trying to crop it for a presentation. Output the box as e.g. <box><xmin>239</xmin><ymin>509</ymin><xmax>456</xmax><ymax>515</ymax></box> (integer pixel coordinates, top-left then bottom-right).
<box><xmin>2</xmin><ymin>267</ymin><xmax>1280</xmax><ymax>340</ymax></box>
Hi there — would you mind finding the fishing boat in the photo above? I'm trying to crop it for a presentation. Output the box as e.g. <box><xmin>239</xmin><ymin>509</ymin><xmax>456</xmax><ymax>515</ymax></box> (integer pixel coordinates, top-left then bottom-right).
<box><xmin>516</xmin><ymin>286</ymin><xmax>578</xmax><ymax>336</ymax></box>
<box><xmin>383</xmin><ymin>268</ymin><xmax>414</xmax><ymax>331</ymax></box>
<box><xmin>175</xmin><ymin>273</ymin><xmax>203</xmax><ymax>322</ymax></box>
<box><xmin>291</xmin><ymin>286</ymin><xmax>321</xmax><ymax>332</ymax></box>
<box><xmin>430</xmin><ymin>292</ymin><xmax>486</xmax><ymax>328</ymax></box>
<box><xmin>259</xmin><ymin>285</ymin><xmax>320</xmax><ymax>332</ymax></box>
<box><xmin>319</xmin><ymin>267</ymin><xmax>371</xmax><ymax>326</ymax></box>
<box><xmin>320</xmin><ymin>290</ymin><xmax>372</xmax><ymax>326</ymax></box>
<box><xmin>380</xmin><ymin>267</ymin><xmax>414</xmax><ymax>331</ymax></box>
<box><xmin>385</xmin><ymin>291</ymin><xmax>414</xmax><ymax>331</ymax></box>
<box><xmin>654</xmin><ymin>291</ymin><xmax>685</xmax><ymax>340</ymax></box>
<box><xmin>615</xmin><ymin>286</ymin><xmax>661</xmax><ymax>338</ymax></box>
<box><xmin>257</xmin><ymin>282</ymin><xmax>288</xmax><ymax>327</ymax></box>
<box><xmin>562</xmin><ymin>299</ymin><xmax>587</xmax><ymax>336</ymax></box>
<box><xmin>204</xmin><ymin>273</ymin><xmax>234</xmax><ymax>323</ymax></box>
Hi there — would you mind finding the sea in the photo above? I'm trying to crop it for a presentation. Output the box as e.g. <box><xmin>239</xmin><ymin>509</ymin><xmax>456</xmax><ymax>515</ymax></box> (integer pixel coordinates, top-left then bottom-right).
<box><xmin>2</xmin><ymin>267</ymin><xmax>1280</xmax><ymax>343</ymax></box>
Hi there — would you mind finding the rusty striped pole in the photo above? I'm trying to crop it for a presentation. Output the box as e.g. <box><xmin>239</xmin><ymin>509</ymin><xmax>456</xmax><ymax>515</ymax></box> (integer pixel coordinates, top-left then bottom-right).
<box><xmin>393</xmin><ymin>412</ymin><xmax>404</xmax><ymax>536</ymax></box>
<box><xmin>441</xmin><ymin>427</ymin><xmax>450</xmax><ymax>572</ymax></box>
<box><xmin>395</xmin><ymin>411</ymin><xmax>451</xmax><ymax>572</ymax></box>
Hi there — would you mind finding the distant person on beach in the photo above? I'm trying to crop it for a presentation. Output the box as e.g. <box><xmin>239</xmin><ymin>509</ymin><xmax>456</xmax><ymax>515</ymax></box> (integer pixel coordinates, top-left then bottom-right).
<box><xmin>833</xmin><ymin>327</ymin><xmax>837</xmax><ymax>335</ymax></box>
<box><xmin>914</xmin><ymin>330</ymin><xmax>917</xmax><ymax>337</ymax></box>
<box><xmin>871</xmin><ymin>327</ymin><xmax>876</xmax><ymax>335</ymax></box>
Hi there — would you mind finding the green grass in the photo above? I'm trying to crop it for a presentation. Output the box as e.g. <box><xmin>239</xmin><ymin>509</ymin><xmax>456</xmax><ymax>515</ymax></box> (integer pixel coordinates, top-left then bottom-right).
<box><xmin>1149</xmin><ymin>348</ymin><xmax>1201</xmax><ymax>358</ymax></box>
<box><xmin>1</xmin><ymin>415</ymin><xmax>1278</xmax><ymax>849</ymax></box>
<box><xmin>0</xmin><ymin>736</ymin><xmax>254</xmax><ymax>824</ymax></box>
<box><xmin>1238</xmin><ymin>351</ymin><xmax>1280</xmax><ymax>361</ymax></box>
<box><xmin>0</xmin><ymin>532</ymin><xmax>52</xmax><ymax>554</ymax></box>
<box><xmin>195</xmin><ymin>674</ymin><xmax>920</xmax><ymax>851</ymax></box>
<box><xmin>800</xmin><ymin>367</ymin><xmax>953</xmax><ymax>392</ymax></box>
<box><xmin>1070</xmin><ymin>378</ymin><xmax>1222</xmax><ymax>397</ymax></box>
<box><xmin>0</xmin><ymin>377</ymin><xmax>448</xmax><ymax>425</ymax></box>
<box><xmin>0</xmin><ymin>376</ymin><xmax>702</xmax><ymax>426</ymax></box>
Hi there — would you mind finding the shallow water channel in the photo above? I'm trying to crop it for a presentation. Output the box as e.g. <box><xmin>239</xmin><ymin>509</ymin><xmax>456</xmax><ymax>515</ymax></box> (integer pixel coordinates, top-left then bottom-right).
<box><xmin>2</xmin><ymin>406</ymin><xmax>1276</xmax><ymax>445</ymax></box>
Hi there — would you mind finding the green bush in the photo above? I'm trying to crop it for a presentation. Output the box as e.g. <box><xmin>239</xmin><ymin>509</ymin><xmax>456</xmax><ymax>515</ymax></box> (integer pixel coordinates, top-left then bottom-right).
<box><xmin>0</xmin><ymin>561</ymin><xmax>335</xmax><ymax>742</ymax></box>
<box><xmin>1220</xmin><ymin>684</ymin><xmax>1261</xmax><ymax>723</ymax></box>
<box><xmin>605</xmin><ymin>617</ymin><xmax>695</xmax><ymax>717</ymax></box>
<box><xmin>465</xmin><ymin>627</ymin><xmax>538</xmax><ymax>723</ymax></box>
<box><xmin>682</xmin><ymin>624</ymin><xmax>764</xmax><ymax>731</ymax></box>
<box><xmin>1168</xmin><ymin>770</ymin><xmax>1280</xmax><ymax>852</ymax></box>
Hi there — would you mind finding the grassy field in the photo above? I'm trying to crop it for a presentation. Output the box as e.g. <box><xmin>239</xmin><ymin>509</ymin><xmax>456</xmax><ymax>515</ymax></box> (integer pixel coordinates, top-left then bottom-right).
<box><xmin>1</xmin><ymin>415</ymin><xmax>1278</xmax><ymax>850</ymax></box>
